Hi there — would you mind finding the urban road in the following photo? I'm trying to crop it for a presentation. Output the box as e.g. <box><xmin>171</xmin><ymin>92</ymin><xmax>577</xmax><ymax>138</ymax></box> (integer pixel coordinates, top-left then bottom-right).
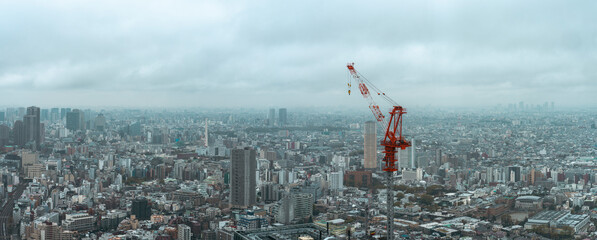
<box><xmin>0</xmin><ymin>181</ymin><xmax>29</xmax><ymax>239</ymax></box>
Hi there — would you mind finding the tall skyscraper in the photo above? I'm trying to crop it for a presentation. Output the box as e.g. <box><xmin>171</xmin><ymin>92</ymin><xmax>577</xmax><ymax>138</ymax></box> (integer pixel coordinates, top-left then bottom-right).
<box><xmin>24</xmin><ymin>106</ymin><xmax>41</xmax><ymax>147</ymax></box>
<box><xmin>0</xmin><ymin>111</ymin><xmax>4</xmax><ymax>122</ymax></box>
<box><xmin>60</xmin><ymin>108</ymin><xmax>67</xmax><ymax>120</ymax></box>
<box><xmin>50</xmin><ymin>108</ymin><xmax>59</xmax><ymax>122</ymax></box>
<box><xmin>66</xmin><ymin>109</ymin><xmax>84</xmax><ymax>131</ymax></box>
<box><xmin>41</xmin><ymin>109</ymin><xmax>49</xmax><ymax>121</ymax></box>
<box><xmin>268</xmin><ymin>108</ymin><xmax>275</xmax><ymax>126</ymax></box>
<box><xmin>399</xmin><ymin>138</ymin><xmax>415</xmax><ymax>169</ymax></box>
<box><xmin>204</xmin><ymin>118</ymin><xmax>208</xmax><ymax>147</ymax></box>
<box><xmin>17</xmin><ymin>107</ymin><xmax>25</xmax><ymax>119</ymax></box>
<box><xmin>0</xmin><ymin>125</ymin><xmax>9</xmax><ymax>146</ymax></box>
<box><xmin>278</xmin><ymin>108</ymin><xmax>287</xmax><ymax>126</ymax></box>
<box><xmin>230</xmin><ymin>147</ymin><xmax>257</xmax><ymax>208</ymax></box>
<box><xmin>13</xmin><ymin>120</ymin><xmax>25</xmax><ymax>146</ymax></box>
<box><xmin>364</xmin><ymin>121</ymin><xmax>377</xmax><ymax>169</ymax></box>
<box><xmin>94</xmin><ymin>114</ymin><xmax>106</xmax><ymax>131</ymax></box>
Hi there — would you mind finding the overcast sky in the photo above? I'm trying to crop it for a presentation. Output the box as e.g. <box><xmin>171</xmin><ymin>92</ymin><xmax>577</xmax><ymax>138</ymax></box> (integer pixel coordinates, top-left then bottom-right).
<box><xmin>1</xmin><ymin>0</ymin><xmax>596</xmax><ymax>109</ymax></box>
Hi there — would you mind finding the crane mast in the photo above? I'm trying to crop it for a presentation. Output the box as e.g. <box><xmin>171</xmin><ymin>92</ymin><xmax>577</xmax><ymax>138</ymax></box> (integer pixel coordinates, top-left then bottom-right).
<box><xmin>347</xmin><ymin>63</ymin><xmax>411</xmax><ymax>240</ymax></box>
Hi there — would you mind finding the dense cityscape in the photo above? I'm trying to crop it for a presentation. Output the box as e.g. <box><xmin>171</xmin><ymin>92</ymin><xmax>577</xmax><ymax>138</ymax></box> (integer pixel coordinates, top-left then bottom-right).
<box><xmin>0</xmin><ymin>105</ymin><xmax>595</xmax><ymax>239</ymax></box>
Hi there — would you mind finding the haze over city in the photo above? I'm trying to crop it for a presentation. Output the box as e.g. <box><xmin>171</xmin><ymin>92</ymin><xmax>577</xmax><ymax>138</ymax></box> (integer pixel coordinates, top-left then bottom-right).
<box><xmin>1</xmin><ymin>0</ymin><xmax>596</xmax><ymax>108</ymax></box>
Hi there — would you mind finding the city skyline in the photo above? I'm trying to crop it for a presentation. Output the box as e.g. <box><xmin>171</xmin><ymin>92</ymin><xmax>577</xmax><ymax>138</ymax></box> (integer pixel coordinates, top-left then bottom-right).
<box><xmin>1</xmin><ymin>1</ymin><xmax>596</xmax><ymax>108</ymax></box>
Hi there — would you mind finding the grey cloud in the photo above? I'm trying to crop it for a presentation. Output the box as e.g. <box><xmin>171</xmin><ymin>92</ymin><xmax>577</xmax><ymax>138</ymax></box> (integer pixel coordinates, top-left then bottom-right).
<box><xmin>0</xmin><ymin>0</ymin><xmax>596</xmax><ymax>108</ymax></box>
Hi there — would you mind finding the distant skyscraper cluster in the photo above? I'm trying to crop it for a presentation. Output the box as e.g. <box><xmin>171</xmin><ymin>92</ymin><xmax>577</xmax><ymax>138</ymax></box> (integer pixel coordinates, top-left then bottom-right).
<box><xmin>1</xmin><ymin>106</ymin><xmax>44</xmax><ymax>149</ymax></box>
<box><xmin>0</xmin><ymin>107</ymin><xmax>110</xmax><ymax>150</ymax></box>
<box><xmin>507</xmin><ymin>101</ymin><xmax>555</xmax><ymax>112</ymax></box>
<box><xmin>266</xmin><ymin>108</ymin><xmax>288</xmax><ymax>126</ymax></box>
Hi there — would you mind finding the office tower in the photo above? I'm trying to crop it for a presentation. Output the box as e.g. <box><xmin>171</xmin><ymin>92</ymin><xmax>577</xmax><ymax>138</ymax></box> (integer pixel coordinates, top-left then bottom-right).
<box><xmin>292</xmin><ymin>193</ymin><xmax>313</xmax><ymax>220</ymax></box>
<box><xmin>0</xmin><ymin>111</ymin><xmax>4</xmax><ymax>122</ymax></box>
<box><xmin>24</xmin><ymin>106</ymin><xmax>41</xmax><ymax>147</ymax></box>
<box><xmin>13</xmin><ymin>120</ymin><xmax>25</xmax><ymax>146</ymax></box>
<box><xmin>204</xmin><ymin>118</ymin><xmax>208</xmax><ymax>147</ymax></box>
<box><xmin>50</xmin><ymin>108</ymin><xmax>59</xmax><ymax>122</ymax></box>
<box><xmin>66</xmin><ymin>109</ymin><xmax>83</xmax><ymax>131</ymax></box>
<box><xmin>399</xmin><ymin>139</ymin><xmax>415</xmax><ymax>169</ymax></box>
<box><xmin>5</xmin><ymin>108</ymin><xmax>14</xmax><ymax>123</ymax></box>
<box><xmin>0</xmin><ymin>125</ymin><xmax>9</xmax><ymax>146</ymax></box>
<box><xmin>79</xmin><ymin>110</ymin><xmax>85</xmax><ymax>130</ymax></box>
<box><xmin>41</xmin><ymin>109</ymin><xmax>49</xmax><ymax>121</ymax></box>
<box><xmin>273</xmin><ymin>195</ymin><xmax>294</xmax><ymax>224</ymax></box>
<box><xmin>178</xmin><ymin>224</ymin><xmax>192</xmax><ymax>240</ymax></box>
<box><xmin>60</xmin><ymin>108</ymin><xmax>67</xmax><ymax>120</ymax></box>
<box><xmin>94</xmin><ymin>114</ymin><xmax>106</xmax><ymax>131</ymax></box>
<box><xmin>268</xmin><ymin>108</ymin><xmax>275</xmax><ymax>126</ymax></box>
<box><xmin>263</xmin><ymin>183</ymin><xmax>281</xmax><ymax>203</ymax></box>
<box><xmin>519</xmin><ymin>101</ymin><xmax>524</xmax><ymax>111</ymax></box>
<box><xmin>17</xmin><ymin>107</ymin><xmax>26</xmax><ymax>119</ymax></box>
<box><xmin>131</xmin><ymin>197</ymin><xmax>151</xmax><ymax>220</ymax></box>
<box><xmin>363</xmin><ymin>121</ymin><xmax>377</xmax><ymax>169</ymax></box>
<box><xmin>129</xmin><ymin>122</ymin><xmax>141</xmax><ymax>136</ymax></box>
<box><xmin>278</xmin><ymin>108</ymin><xmax>287</xmax><ymax>126</ymax></box>
<box><xmin>230</xmin><ymin>147</ymin><xmax>257</xmax><ymax>208</ymax></box>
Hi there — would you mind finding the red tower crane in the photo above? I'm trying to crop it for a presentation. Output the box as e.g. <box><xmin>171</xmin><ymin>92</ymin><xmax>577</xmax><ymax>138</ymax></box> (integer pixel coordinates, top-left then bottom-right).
<box><xmin>347</xmin><ymin>63</ymin><xmax>411</xmax><ymax>172</ymax></box>
<box><xmin>347</xmin><ymin>63</ymin><xmax>411</xmax><ymax>240</ymax></box>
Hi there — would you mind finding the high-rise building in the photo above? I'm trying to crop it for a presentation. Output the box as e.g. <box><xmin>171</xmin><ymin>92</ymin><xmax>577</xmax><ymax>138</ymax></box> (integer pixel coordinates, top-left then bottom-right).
<box><xmin>128</xmin><ymin>122</ymin><xmax>141</xmax><ymax>136</ymax></box>
<box><xmin>268</xmin><ymin>108</ymin><xmax>275</xmax><ymax>126</ymax></box>
<box><xmin>0</xmin><ymin>125</ymin><xmax>9</xmax><ymax>146</ymax></box>
<box><xmin>278</xmin><ymin>108</ymin><xmax>287</xmax><ymax>126</ymax></box>
<box><xmin>230</xmin><ymin>147</ymin><xmax>256</xmax><ymax>208</ymax></box>
<box><xmin>131</xmin><ymin>197</ymin><xmax>151</xmax><ymax>220</ymax></box>
<box><xmin>292</xmin><ymin>193</ymin><xmax>313</xmax><ymax>220</ymax></box>
<box><xmin>0</xmin><ymin>111</ymin><xmax>4</xmax><ymax>122</ymax></box>
<box><xmin>13</xmin><ymin>120</ymin><xmax>25</xmax><ymax>146</ymax></box>
<box><xmin>66</xmin><ymin>109</ymin><xmax>82</xmax><ymax>131</ymax></box>
<box><xmin>363</xmin><ymin>121</ymin><xmax>377</xmax><ymax>169</ymax></box>
<box><xmin>94</xmin><ymin>114</ymin><xmax>106</xmax><ymax>131</ymax></box>
<box><xmin>24</xmin><ymin>106</ymin><xmax>41</xmax><ymax>147</ymax></box>
<box><xmin>60</xmin><ymin>108</ymin><xmax>67</xmax><ymax>120</ymax></box>
<box><xmin>263</xmin><ymin>183</ymin><xmax>281</xmax><ymax>203</ymax></box>
<box><xmin>41</xmin><ymin>109</ymin><xmax>49</xmax><ymax>121</ymax></box>
<box><xmin>177</xmin><ymin>224</ymin><xmax>192</xmax><ymax>240</ymax></box>
<box><xmin>6</xmin><ymin>108</ymin><xmax>15</xmax><ymax>123</ymax></box>
<box><xmin>399</xmin><ymin>138</ymin><xmax>415</xmax><ymax>169</ymax></box>
<box><xmin>273</xmin><ymin>195</ymin><xmax>294</xmax><ymax>224</ymax></box>
<box><xmin>50</xmin><ymin>108</ymin><xmax>59</xmax><ymax>122</ymax></box>
<box><xmin>17</xmin><ymin>107</ymin><xmax>25</xmax><ymax>119</ymax></box>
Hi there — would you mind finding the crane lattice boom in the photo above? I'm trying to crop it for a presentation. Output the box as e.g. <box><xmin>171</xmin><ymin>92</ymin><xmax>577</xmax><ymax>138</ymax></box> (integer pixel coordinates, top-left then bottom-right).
<box><xmin>347</xmin><ymin>63</ymin><xmax>411</xmax><ymax>172</ymax></box>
